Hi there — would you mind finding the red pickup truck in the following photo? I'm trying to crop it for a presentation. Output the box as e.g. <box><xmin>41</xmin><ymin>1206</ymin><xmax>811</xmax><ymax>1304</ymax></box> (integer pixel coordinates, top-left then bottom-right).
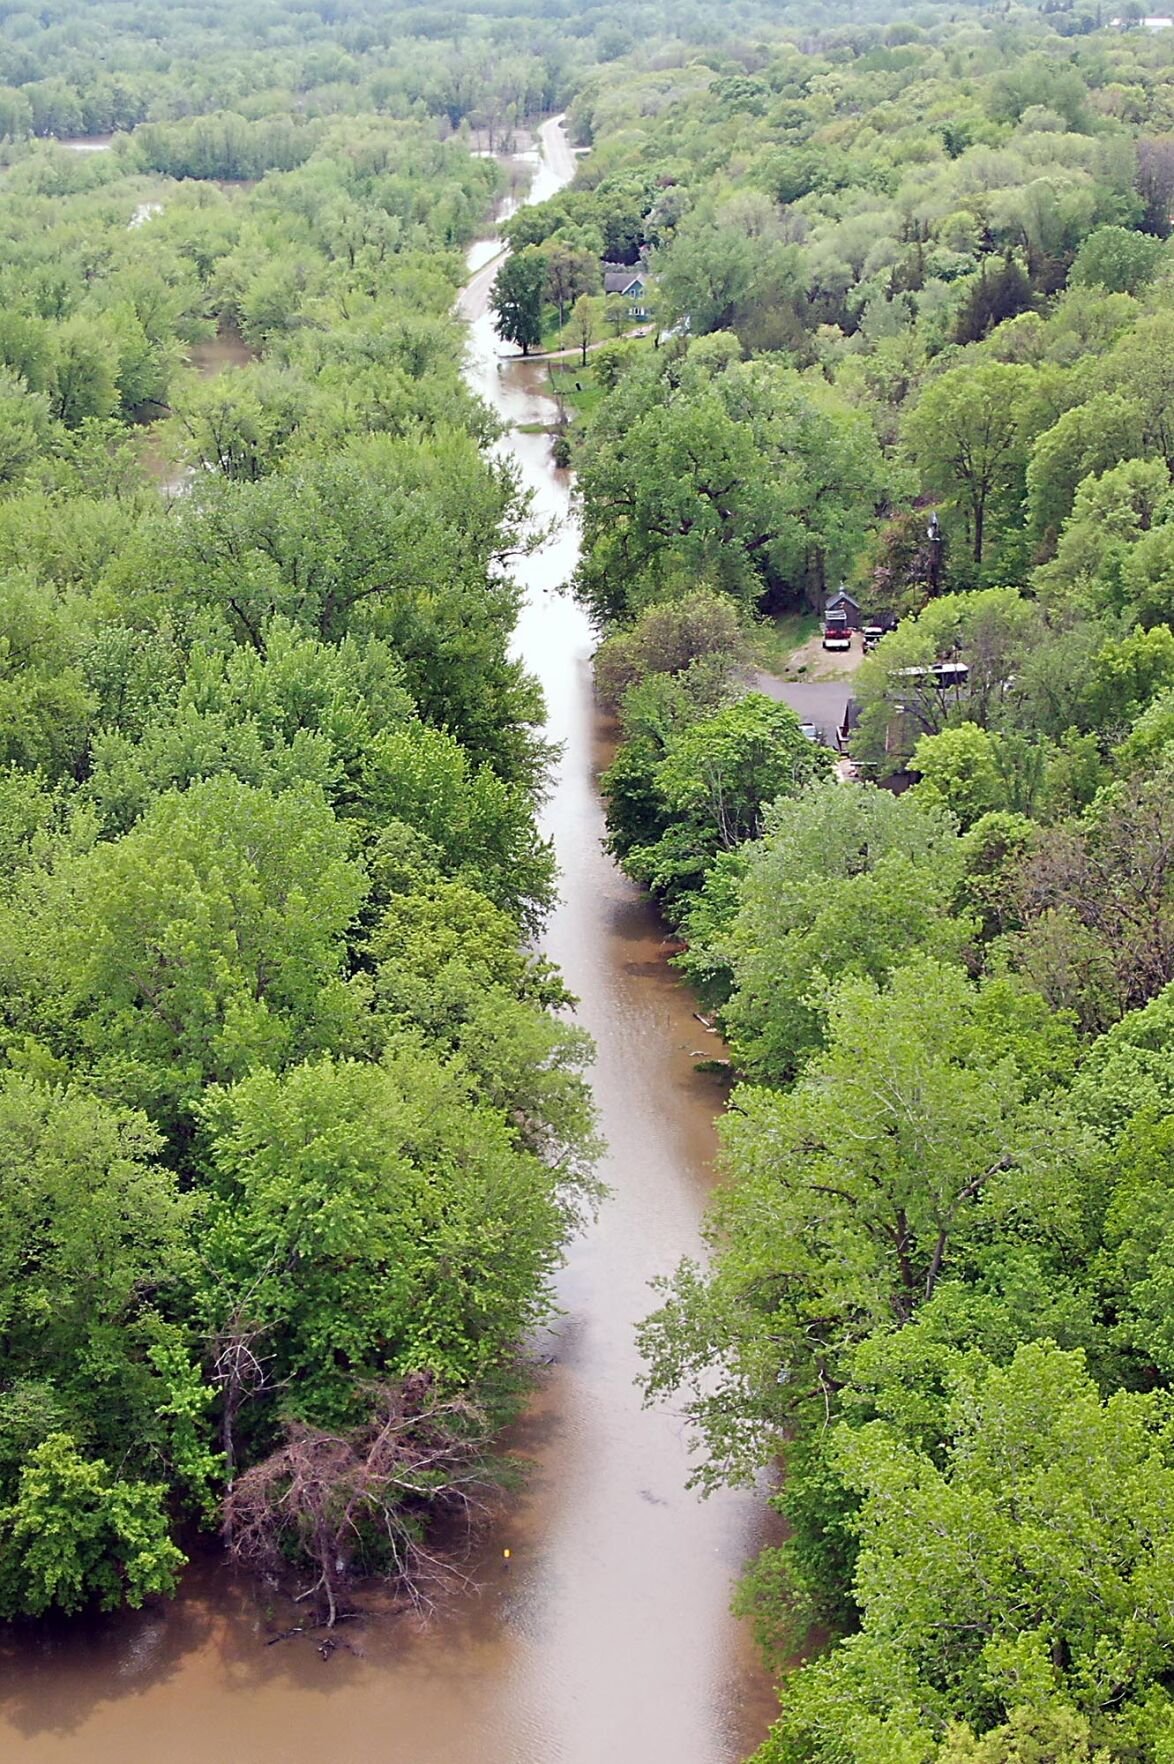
<box><xmin>822</xmin><ymin>609</ymin><xmax>852</xmax><ymax>651</ymax></box>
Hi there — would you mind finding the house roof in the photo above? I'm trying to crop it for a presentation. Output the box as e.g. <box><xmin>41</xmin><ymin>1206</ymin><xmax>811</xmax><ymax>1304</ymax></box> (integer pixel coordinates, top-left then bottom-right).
<box><xmin>603</xmin><ymin>270</ymin><xmax>643</xmax><ymax>294</ymax></box>
<box><xmin>826</xmin><ymin>588</ymin><xmax>861</xmax><ymax>609</ymax></box>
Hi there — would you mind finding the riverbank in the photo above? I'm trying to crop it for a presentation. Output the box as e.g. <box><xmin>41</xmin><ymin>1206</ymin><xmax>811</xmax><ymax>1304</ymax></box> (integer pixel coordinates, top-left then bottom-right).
<box><xmin>0</xmin><ymin>116</ymin><xmax>774</xmax><ymax>1764</ymax></box>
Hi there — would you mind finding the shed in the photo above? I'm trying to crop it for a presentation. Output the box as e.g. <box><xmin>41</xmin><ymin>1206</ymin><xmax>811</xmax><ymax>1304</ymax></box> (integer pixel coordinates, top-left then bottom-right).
<box><xmin>837</xmin><ymin>697</ymin><xmax>860</xmax><ymax>753</ymax></box>
<box><xmin>824</xmin><ymin>587</ymin><xmax>862</xmax><ymax>630</ymax></box>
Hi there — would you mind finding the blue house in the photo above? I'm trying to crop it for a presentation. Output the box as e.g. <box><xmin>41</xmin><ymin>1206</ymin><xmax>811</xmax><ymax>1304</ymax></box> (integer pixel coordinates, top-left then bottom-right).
<box><xmin>603</xmin><ymin>266</ymin><xmax>650</xmax><ymax>319</ymax></box>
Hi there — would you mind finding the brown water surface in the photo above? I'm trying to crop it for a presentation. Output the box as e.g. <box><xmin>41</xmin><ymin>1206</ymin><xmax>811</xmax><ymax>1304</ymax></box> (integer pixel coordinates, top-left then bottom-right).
<box><xmin>188</xmin><ymin>328</ymin><xmax>256</xmax><ymax>376</ymax></box>
<box><xmin>0</xmin><ymin>117</ymin><xmax>776</xmax><ymax>1764</ymax></box>
<box><xmin>138</xmin><ymin>325</ymin><xmax>257</xmax><ymax>493</ymax></box>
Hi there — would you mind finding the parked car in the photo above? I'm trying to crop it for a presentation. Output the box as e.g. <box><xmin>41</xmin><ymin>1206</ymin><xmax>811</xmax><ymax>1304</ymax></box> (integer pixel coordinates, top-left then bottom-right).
<box><xmin>822</xmin><ymin>609</ymin><xmax>851</xmax><ymax>651</ymax></box>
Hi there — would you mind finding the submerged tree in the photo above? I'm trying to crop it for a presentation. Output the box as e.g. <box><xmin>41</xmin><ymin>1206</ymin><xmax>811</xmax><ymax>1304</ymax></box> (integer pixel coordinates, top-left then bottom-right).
<box><xmin>225</xmin><ymin>1375</ymin><xmax>501</xmax><ymax>1627</ymax></box>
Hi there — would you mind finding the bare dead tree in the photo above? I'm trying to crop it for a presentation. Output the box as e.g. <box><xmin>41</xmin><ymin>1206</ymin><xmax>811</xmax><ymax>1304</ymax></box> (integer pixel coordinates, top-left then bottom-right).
<box><xmin>204</xmin><ymin>1260</ymin><xmax>295</xmax><ymax>1517</ymax></box>
<box><xmin>224</xmin><ymin>1374</ymin><xmax>503</xmax><ymax>1629</ymax></box>
<box><xmin>209</xmin><ymin>1300</ymin><xmax>280</xmax><ymax>1500</ymax></box>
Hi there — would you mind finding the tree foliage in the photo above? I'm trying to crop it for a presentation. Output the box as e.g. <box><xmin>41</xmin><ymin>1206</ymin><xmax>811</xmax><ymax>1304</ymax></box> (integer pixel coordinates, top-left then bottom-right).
<box><xmin>0</xmin><ymin>61</ymin><xmax>599</xmax><ymax>1621</ymax></box>
<box><xmin>490</xmin><ymin>248</ymin><xmax>546</xmax><ymax>355</ymax></box>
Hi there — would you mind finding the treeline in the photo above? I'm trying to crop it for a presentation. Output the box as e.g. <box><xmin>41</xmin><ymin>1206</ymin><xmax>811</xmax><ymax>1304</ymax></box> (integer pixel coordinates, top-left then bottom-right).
<box><xmin>0</xmin><ymin>102</ymin><xmax>602</xmax><ymax>1626</ymax></box>
<box><xmin>0</xmin><ymin>0</ymin><xmax>570</xmax><ymax>145</ymax></box>
<box><xmin>0</xmin><ymin>0</ymin><xmax>963</xmax><ymax>153</ymax></box>
<box><xmin>563</xmin><ymin>12</ymin><xmax>1174</xmax><ymax>1761</ymax></box>
<box><xmin>0</xmin><ymin>118</ymin><xmax>498</xmax><ymax>483</ymax></box>
<box><xmin>0</xmin><ymin>0</ymin><xmax>1093</xmax><ymax>159</ymax></box>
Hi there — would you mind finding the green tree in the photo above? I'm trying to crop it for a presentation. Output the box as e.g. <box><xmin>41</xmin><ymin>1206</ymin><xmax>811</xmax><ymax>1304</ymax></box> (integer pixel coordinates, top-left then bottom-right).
<box><xmin>0</xmin><ymin>776</ymin><xmax>367</xmax><ymax>1133</ymax></box>
<box><xmin>1102</xmin><ymin>310</ymin><xmax>1174</xmax><ymax>468</ymax></box>
<box><xmin>655</xmin><ymin>693</ymin><xmax>829</xmax><ymax>850</ymax></box>
<box><xmin>854</xmin><ymin>590</ymin><xmax>1038</xmax><ymax>769</ymax></box>
<box><xmin>683</xmin><ymin>779</ymin><xmax>970</xmax><ymax>1081</ymax></box>
<box><xmin>0</xmin><ymin>1434</ymin><xmax>185</xmax><ymax>1618</ymax></box>
<box><xmin>640</xmin><ymin>961</ymin><xmax>1088</xmax><ymax>1485</ymax></box>
<box><xmin>593</xmin><ymin>587</ymin><xmax>747</xmax><ymax>709</ymax></box>
<box><xmin>1025</xmin><ymin>393</ymin><xmax>1143</xmax><ymax>551</ymax></box>
<box><xmin>571</xmin><ymin>291</ymin><xmax>595</xmax><ymax>367</ymax></box>
<box><xmin>772</xmin><ymin>1344</ymin><xmax>1174</xmax><ymax>1763</ymax></box>
<box><xmin>489</xmin><ymin>247</ymin><xmax>546</xmax><ymax>355</ymax></box>
<box><xmin>0</xmin><ymin>368</ymin><xmax>49</xmax><ymax>486</ymax></box>
<box><xmin>906</xmin><ymin>364</ymin><xmax>1034</xmax><ymax>567</ymax></box>
<box><xmin>368</xmin><ymin>876</ymin><xmax>598</xmax><ymax>1192</ymax></box>
<box><xmin>911</xmin><ymin>723</ymin><xmax>1008</xmax><ymax>828</ymax></box>
<box><xmin>201</xmin><ymin>1046</ymin><xmax>568</xmax><ymax>1430</ymax></box>
<box><xmin>576</xmin><ymin>347</ymin><xmax>886</xmax><ymax>622</ymax></box>
<box><xmin>129</xmin><ymin>440</ymin><xmax>546</xmax><ymax>791</ymax></box>
<box><xmin>49</xmin><ymin>318</ymin><xmax>120</xmax><ymax>428</ymax></box>
<box><xmin>936</xmin><ymin>1706</ymin><xmax>1108</xmax><ymax>1764</ymax></box>
<box><xmin>657</xmin><ymin>218</ymin><xmax>797</xmax><ymax>337</ymax></box>
<box><xmin>0</xmin><ymin>1071</ymin><xmax>216</xmax><ymax>1546</ymax></box>
<box><xmin>1070</xmin><ymin>225</ymin><xmax>1165</xmax><ymax>295</ymax></box>
<box><xmin>542</xmin><ymin>240</ymin><xmax>598</xmax><ymax>328</ymax></box>
<box><xmin>1038</xmin><ymin>457</ymin><xmax>1171</xmax><ymax>622</ymax></box>
<box><xmin>613</xmin><ymin>692</ymin><xmax>830</xmax><ymax>909</ymax></box>
<box><xmin>361</xmin><ymin>720</ymin><xmax>555</xmax><ymax>928</ymax></box>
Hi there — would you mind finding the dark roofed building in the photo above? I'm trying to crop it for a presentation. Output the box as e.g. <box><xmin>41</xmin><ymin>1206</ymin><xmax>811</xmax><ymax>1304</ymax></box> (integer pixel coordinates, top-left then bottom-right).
<box><xmin>824</xmin><ymin>587</ymin><xmax>862</xmax><ymax>629</ymax></box>
<box><xmin>602</xmin><ymin>266</ymin><xmax>650</xmax><ymax>317</ymax></box>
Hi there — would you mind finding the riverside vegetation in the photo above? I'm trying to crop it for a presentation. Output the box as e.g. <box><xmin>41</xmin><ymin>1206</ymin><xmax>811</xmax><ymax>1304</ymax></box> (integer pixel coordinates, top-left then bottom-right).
<box><xmin>0</xmin><ymin>9</ymin><xmax>610</xmax><ymax>1632</ymax></box>
<box><xmin>3</xmin><ymin>0</ymin><xmax>1174</xmax><ymax>1758</ymax></box>
<box><xmin>518</xmin><ymin>11</ymin><xmax>1174</xmax><ymax>1763</ymax></box>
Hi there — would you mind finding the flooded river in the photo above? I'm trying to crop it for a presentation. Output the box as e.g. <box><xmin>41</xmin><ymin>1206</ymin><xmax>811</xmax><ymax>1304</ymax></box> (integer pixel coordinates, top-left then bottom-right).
<box><xmin>0</xmin><ymin>116</ymin><xmax>775</xmax><ymax>1764</ymax></box>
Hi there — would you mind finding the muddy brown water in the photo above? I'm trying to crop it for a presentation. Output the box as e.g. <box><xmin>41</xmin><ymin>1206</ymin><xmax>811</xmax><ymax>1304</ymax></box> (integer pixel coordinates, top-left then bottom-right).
<box><xmin>137</xmin><ymin>326</ymin><xmax>257</xmax><ymax>494</ymax></box>
<box><xmin>186</xmin><ymin>332</ymin><xmax>255</xmax><ymax>376</ymax></box>
<box><xmin>0</xmin><ymin>117</ymin><xmax>777</xmax><ymax>1764</ymax></box>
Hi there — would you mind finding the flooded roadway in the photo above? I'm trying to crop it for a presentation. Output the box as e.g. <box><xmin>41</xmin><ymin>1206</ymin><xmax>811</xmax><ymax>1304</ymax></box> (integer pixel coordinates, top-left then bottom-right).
<box><xmin>0</xmin><ymin>116</ymin><xmax>774</xmax><ymax>1764</ymax></box>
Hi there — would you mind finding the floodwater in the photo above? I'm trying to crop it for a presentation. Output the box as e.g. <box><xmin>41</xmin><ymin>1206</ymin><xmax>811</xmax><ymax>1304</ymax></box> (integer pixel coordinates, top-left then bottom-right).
<box><xmin>188</xmin><ymin>329</ymin><xmax>255</xmax><ymax>376</ymax></box>
<box><xmin>0</xmin><ymin>116</ymin><xmax>776</xmax><ymax>1764</ymax></box>
<box><xmin>138</xmin><ymin>325</ymin><xmax>257</xmax><ymax>494</ymax></box>
<box><xmin>56</xmin><ymin>135</ymin><xmax>115</xmax><ymax>152</ymax></box>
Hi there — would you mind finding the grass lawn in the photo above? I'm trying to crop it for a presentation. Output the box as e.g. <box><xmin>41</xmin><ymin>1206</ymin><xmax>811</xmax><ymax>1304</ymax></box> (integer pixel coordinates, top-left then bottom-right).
<box><xmin>543</xmin><ymin>360</ymin><xmax>606</xmax><ymax>422</ymax></box>
<box><xmin>539</xmin><ymin>292</ymin><xmax>639</xmax><ymax>354</ymax></box>
<box><xmin>512</xmin><ymin>332</ymin><xmax>658</xmax><ymax>441</ymax></box>
<box><xmin>752</xmin><ymin>612</ymin><xmax>821</xmax><ymax>672</ymax></box>
<box><xmin>539</xmin><ymin>296</ymin><xmax>656</xmax><ymax>356</ymax></box>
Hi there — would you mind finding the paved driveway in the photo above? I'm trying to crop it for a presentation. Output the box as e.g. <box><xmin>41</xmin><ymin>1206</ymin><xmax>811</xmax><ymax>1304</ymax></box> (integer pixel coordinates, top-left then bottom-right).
<box><xmin>748</xmin><ymin>672</ymin><xmax>855</xmax><ymax>748</ymax></box>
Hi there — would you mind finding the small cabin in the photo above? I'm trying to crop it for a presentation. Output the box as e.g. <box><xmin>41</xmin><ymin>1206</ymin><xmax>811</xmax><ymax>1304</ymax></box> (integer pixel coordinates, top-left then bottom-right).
<box><xmin>836</xmin><ymin>697</ymin><xmax>861</xmax><ymax>753</ymax></box>
<box><xmin>823</xmin><ymin>587</ymin><xmax>862</xmax><ymax>630</ymax></box>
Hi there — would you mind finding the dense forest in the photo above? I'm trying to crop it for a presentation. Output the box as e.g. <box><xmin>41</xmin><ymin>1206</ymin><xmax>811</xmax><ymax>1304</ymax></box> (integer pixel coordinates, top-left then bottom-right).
<box><xmin>4</xmin><ymin>0</ymin><xmax>1174</xmax><ymax>1757</ymax></box>
<box><xmin>519</xmin><ymin>9</ymin><xmax>1174</xmax><ymax>1760</ymax></box>
<box><xmin>0</xmin><ymin>33</ymin><xmax>608</xmax><ymax>1627</ymax></box>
